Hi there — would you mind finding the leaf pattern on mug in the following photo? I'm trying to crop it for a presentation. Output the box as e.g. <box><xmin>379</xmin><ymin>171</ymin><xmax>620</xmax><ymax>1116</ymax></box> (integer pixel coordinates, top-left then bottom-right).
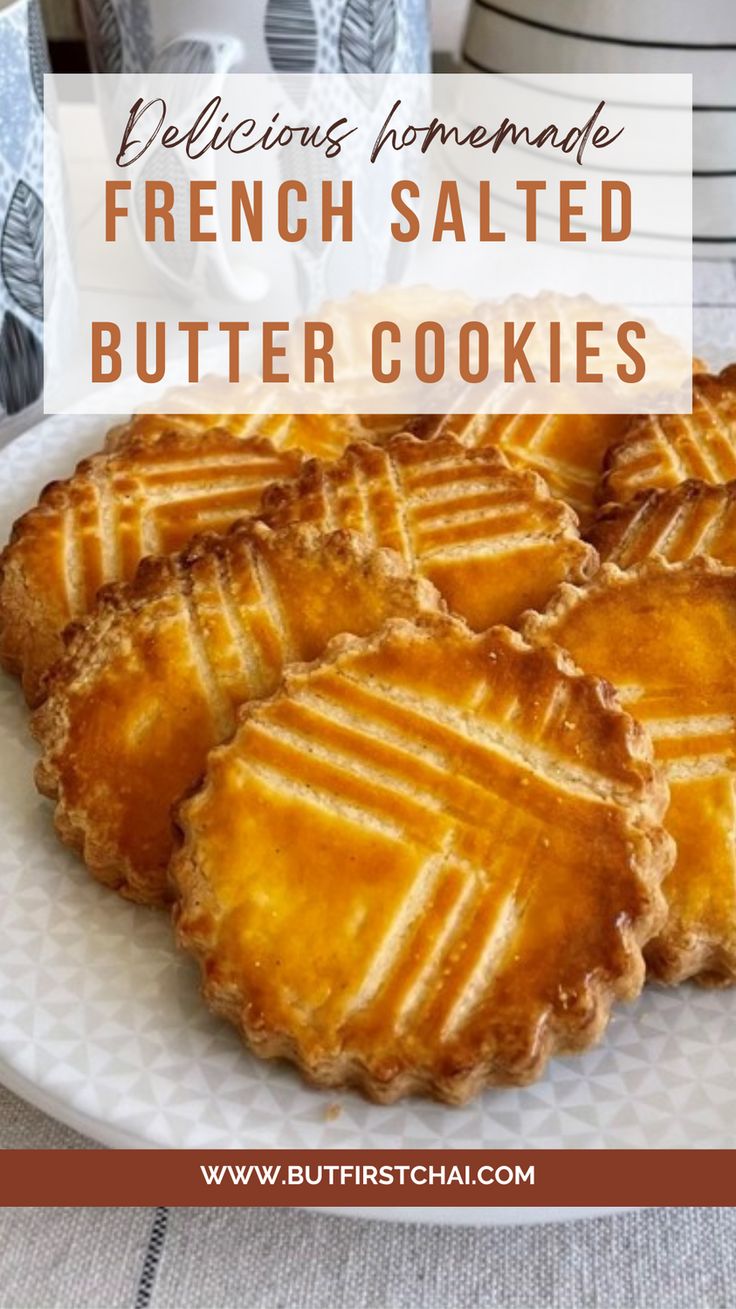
<box><xmin>1</xmin><ymin>181</ymin><xmax>44</xmax><ymax>321</ymax></box>
<box><xmin>90</xmin><ymin>0</ymin><xmax>124</xmax><ymax>74</ymax></box>
<box><xmin>339</xmin><ymin>0</ymin><xmax>397</xmax><ymax>73</ymax></box>
<box><xmin>0</xmin><ymin>311</ymin><xmax>42</xmax><ymax>416</ymax></box>
<box><xmin>265</xmin><ymin>0</ymin><xmax>318</xmax><ymax>72</ymax></box>
<box><xmin>122</xmin><ymin>0</ymin><xmax>154</xmax><ymax>71</ymax></box>
<box><xmin>27</xmin><ymin>0</ymin><xmax>50</xmax><ymax>108</ymax></box>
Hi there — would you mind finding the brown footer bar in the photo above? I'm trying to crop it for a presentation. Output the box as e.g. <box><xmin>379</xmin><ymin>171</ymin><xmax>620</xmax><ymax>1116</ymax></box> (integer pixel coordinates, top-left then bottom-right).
<box><xmin>0</xmin><ymin>1151</ymin><xmax>733</xmax><ymax>1207</ymax></box>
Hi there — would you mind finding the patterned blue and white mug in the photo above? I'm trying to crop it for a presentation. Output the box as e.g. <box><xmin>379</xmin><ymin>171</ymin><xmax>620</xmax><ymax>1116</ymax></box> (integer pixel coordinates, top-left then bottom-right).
<box><xmin>78</xmin><ymin>0</ymin><xmax>430</xmax><ymax>76</ymax></box>
<box><xmin>0</xmin><ymin>0</ymin><xmax>49</xmax><ymax>436</ymax></box>
<box><xmin>78</xmin><ymin>0</ymin><xmax>430</xmax><ymax>310</ymax></box>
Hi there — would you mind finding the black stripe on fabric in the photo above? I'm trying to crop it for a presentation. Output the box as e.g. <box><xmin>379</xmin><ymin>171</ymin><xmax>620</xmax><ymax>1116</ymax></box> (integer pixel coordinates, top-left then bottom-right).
<box><xmin>693</xmin><ymin>234</ymin><xmax>736</xmax><ymax>243</ymax></box>
<box><xmin>473</xmin><ymin>1</ymin><xmax>736</xmax><ymax>51</ymax></box>
<box><xmin>694</xmin><ymin>170</ymin><xmax>736</xmax><ymax>177</ymax></box>
<box><xmin>695</xmin><ymin>105</ymin><xmax>736</xmax><ymax>112</ymax></box>
<box><xmin>135</xmin><ymin>1207</ymin><xmax>169</xmax><ymax>1309</ymax></box>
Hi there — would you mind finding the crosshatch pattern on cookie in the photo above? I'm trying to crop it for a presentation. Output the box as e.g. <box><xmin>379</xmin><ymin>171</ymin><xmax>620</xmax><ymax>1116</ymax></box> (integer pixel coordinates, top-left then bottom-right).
<box><xmin>590</xmin><ymin>481</ymin><xmax>736</xmax><ymax>569</ymax></box>
<box><xmin>524</xmin><ymin>559</ymin><xmax>736</xmax><ymax>987</ymax></box>
<box><xmin>32</xmin><ymin>524</ymin><xmax>444</xmax><ymax>907</ymax></box>
<box><xmin>172</xmin><ymin>618</ymin><xmax>671</xmax><ymax>1103</ymax></box>
<box><xmin>601</xmin><ymin>368</ymin><xmax>736</xmax><ymax>506</ymax></box>
<box><xmin>0</xmin><ymin>431</ymin><xmax>304</xmax><ymax>704</ymax></box>
<box><xmin>406</xmin><ymin>412</ymin><xmax>633</xmax><ymax>527</ymax></box>
<box><xmin>261</xmin><ymin>434</ymin><xmax>597</xmax><ymax>631</ymax></box>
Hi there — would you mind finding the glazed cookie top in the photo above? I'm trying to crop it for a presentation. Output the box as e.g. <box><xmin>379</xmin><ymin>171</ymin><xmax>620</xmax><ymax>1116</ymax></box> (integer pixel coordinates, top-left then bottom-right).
<box><xmin>261</xmin><ymin>432</ymin><xmax>597</xmax><ymax>632</ymax></box>
<box><xmin>32</xmin><ymin>523</ymin><xmax>443</xmax><ymax>906</ymax></box>
<box><xmin>600</xmin><ymin>367</ymin><xmax>736</xmax><ymax>507</ymax></box>
<box><xmin>171</xmin><ymin>616</ymin><xmax>671</xmax><ymax>1104</ymax></box>
<box><xmin>408</xmin><ymin>411</ymin><xmax>633</xmax><ymax>529</ymax></box>
<box><xmin>525</xmin><ymin>558</ymin><xmax>736</xmax><ymax>986</ymax></box>
<box><xmin>0</xmin><ymin>429</ymin><xmax>303</xmax><ymax>704</ymax></box>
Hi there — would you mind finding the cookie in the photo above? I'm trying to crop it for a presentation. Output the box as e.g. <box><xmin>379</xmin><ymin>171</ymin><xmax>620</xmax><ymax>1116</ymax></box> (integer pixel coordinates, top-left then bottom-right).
<box><xmin>601</xmin><ymin>367</ymin><xmax>736</xmax><ymax>505</ymax></box>
<box><xmin>171</xmin><ymin>616</ymin><xmax>671</xmax><ymax>1102</ymax></box>
<box><xmin>261</xmin><ymin>434</ymin><xmax>597</xmax><ymax>631</ymax></box>
<box><xmin>0</xmin><ymin>430</ymin><xmax>303</xmax><ymax>704</ymax></box>
<box><xmin>33</xmin><ymin>524</ymin><xmax>443</xmax><ymax>906</ymax></box>
<box><xmin>525</xmin><ymin>559</ymin><xmax>736</xmax><ymax>985</ymax></box>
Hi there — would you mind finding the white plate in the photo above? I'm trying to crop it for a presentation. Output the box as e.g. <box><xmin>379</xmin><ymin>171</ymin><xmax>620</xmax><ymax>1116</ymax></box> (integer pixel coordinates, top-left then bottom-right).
<box><xmin>315</xmin><ymin>1206</ymin><xmax>633</xmax><ymax>1226</ymax></box>
<box><xmin>0</xmin><ymin>415</ymin><xmax>734</xmax><ymax>1222</ymax></box>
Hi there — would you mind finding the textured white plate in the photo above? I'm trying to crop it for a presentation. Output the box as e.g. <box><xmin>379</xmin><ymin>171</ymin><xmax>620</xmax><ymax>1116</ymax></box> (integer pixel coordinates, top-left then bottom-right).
<box><xmin>315</xmin><ymin>1206</ymin><xmax>633</xmax><ymax>1226</ymax></box>
<box><xmin>0</xmin><ymin>415</ymin><xmax>734</xmax><ymax>1217</ymax></box>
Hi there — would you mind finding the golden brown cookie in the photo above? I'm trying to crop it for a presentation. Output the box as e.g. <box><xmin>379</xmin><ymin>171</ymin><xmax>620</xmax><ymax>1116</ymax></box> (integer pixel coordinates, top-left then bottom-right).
<box><xmin>171</xmin><ymin>617</ymin><xmax>671</xmax><ymax>1103</ymax></box>
<box><xmin>601</xmin><ymin>367</ymin><xmax>736</xmax><ymax>506</ymax></box>
<box><xmin>261</xmin><ymin>434</ymin><xmax>597</xmax><ymax>632</ymax></box>
<box><xmin>524</xmin><ymin>559</ymin><xmax>736</xmax><ymax>986</ymax></box>
<box><xmin>107</xmin><ymin>412</ymin><xmax>412</xmax><ymax>459</ymax></box>
<box><xmin>0</xmin><ymin>430</ymin><xmax>303</xmax><ymax>705</ymax></box>
<box><xmin>32</xmin><ymin>524</ymin><xmax>443</xmax><ymax>907</ymax></box>
<box><xmin>590</xmin><ymin>480</ymin><xmax>736</xmax><ymax>569</ymax></box>
<box><xmin>104</xmin><ymin>413</ymin><xmax>259</xmax><ymax>451</ymax></box>
<box><xmin>407</xmin><ymin>412</ymin><xmax>633</xmax><ymax>529</ymax></box>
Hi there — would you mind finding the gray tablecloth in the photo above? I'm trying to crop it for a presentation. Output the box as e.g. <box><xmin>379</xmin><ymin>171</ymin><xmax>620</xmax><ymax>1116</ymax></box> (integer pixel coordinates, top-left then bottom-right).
<box><xmin>0</xmin><ymin>1085</ymin><xmax>733</xmax><ymax>1309</ymax></box>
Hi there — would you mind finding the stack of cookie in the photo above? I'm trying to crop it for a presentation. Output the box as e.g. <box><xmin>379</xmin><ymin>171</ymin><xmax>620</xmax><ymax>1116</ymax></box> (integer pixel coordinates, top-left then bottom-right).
<box><xmin>1</xmin><ymin>372</ymin><xmax>734</xmax><ymax>1103</ymax></box>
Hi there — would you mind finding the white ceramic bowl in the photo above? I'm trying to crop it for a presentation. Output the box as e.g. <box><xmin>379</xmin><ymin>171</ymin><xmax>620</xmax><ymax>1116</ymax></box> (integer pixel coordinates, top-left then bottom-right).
<box><xmin>462</xmin><ymin>0</ymin><xmax>736</xmax><ymax>255</ymax></box>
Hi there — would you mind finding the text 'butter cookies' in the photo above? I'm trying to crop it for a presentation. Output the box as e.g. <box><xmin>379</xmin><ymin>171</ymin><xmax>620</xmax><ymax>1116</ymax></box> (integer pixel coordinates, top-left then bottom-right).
<box><xmin>32</xmin><ymin>524</ymin><xmax>443</xmax><ymax>906</ymax></box>
<box><xmin>261</xmin><ymin>434</ymin><xmax>597</xmax><ymax>632</ymax></box>
<box><xmin>0</xmin><ymin>430</ymin><xmax>303</xmax><ymax>704</ymax></box>
<box><xmin>525</xmin><ymin>560</ymin><xmax>736</xmax><ymax>986</ymax></box>
<box><xmin>171</xmin><ymin>617</ymin><xmax>671</xmax><ymax>1103</ymax></box>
